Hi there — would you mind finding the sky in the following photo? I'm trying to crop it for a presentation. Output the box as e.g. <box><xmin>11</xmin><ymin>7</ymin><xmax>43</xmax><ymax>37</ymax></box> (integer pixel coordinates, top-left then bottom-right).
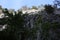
<box><xmin>0</xmin><ymin>0</ymin><xmax>54</xmax><ymax>10</ymax></box>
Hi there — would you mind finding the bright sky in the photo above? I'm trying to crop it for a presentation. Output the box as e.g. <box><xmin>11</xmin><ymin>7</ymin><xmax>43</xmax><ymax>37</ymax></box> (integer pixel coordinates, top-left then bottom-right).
<box><xmin>0</xmin><ymin>0</ymin><xmax>54</xmax><ymax>10</ymax></box>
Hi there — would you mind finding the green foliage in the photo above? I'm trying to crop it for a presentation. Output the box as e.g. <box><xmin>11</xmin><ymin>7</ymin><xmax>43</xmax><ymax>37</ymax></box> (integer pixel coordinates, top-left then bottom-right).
<box><xmin>32</xmin><ymin>6</ymin><xmax>38</xmax><ymax>10</ymax></box>
<box><xmin>41</xmin><ymin>21</ymin><xmax>60</xmax><ymax>40</ymax></box>
<box><xmin>44</xmin><ymin>5</ymin><xmax>54</xmax><ymax>14</ymax></box>
<box><xmin>42</xmin><ymin>22</ymin><xmax>51</xmax><ymax>31</ymax></box>
<box><xmin>1</xmin><ymin>5</ymin><xmax>60</xmax><ymax>40</ymax></box>
<box><xmin>2</xmin><ymin>8</ymin><xmax>9</xmax><ymax>13</ymax></box>
<box><xmin>0</xmin><ymin>9</ymin><xmax>25</xmax><ymax>40</ymax></box>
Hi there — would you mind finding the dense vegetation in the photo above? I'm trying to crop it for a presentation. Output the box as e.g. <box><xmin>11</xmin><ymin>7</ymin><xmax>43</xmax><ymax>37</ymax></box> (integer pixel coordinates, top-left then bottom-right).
<box><xmin>0</xmin><ymin>4</ymin><xmax>60</xmax><ymax>40</ymax></box>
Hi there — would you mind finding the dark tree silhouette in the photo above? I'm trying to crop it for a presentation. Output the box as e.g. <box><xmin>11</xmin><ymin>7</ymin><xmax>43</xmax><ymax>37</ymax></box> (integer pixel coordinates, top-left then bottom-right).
<box><xmin>44</xmin><ymin>5</ymin><xmax>54</xmax><ymax>14</ymax></box>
